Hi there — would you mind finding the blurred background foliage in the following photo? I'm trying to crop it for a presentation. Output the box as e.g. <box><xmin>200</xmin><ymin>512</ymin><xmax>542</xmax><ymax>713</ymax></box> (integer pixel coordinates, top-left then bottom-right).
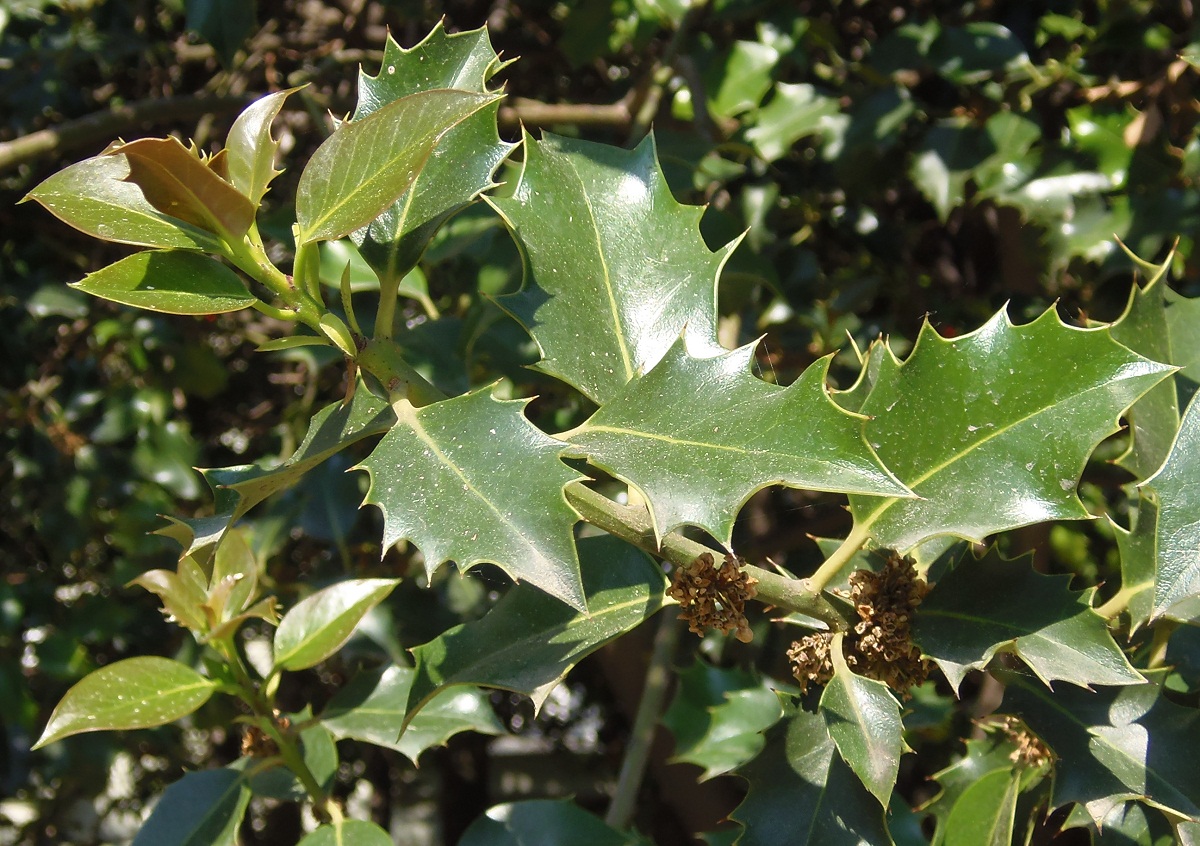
<box><xmin>2</xmin><ymin>0</ymin><xmax>1199</xmax><ymax>843</ymax></box>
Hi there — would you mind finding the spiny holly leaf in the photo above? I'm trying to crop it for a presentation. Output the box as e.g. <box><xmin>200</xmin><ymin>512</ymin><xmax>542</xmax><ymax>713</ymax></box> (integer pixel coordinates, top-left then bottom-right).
<box><xmin>1063</xmin><ymin>801</ymin><xmax>1178</xmax><ymax>846</ymax></box>
<box><xmin>404</xmin><ymin>536</ymin><xmax>667</xmax><ymax>725</ymax></box>
<box><xmin>847</xmin><ymin>308</ymin><xmax>1174</xmax><ymax>551</ymax></box>
<box><xmin>661</xmin><ymin>661</ymin><xmax>785</xmax><ymax>780</ymax></box>
<box><xmin>71</xmin><ymin>250</ymin><xmax>255</xmax><ymax>315</ymax></box>
<box><xmin>22</xmin><ymin>152</ymin><xmax>224</xmax><ymax>251</ymax></box>
<box><xmin>565</xmin><ymin>337</ymin><xmax>909</xmax><ymax>544</ymax></box>
<box><xmin>1143</xmin><ymin>393</ymin><xmax>1200</xmax><ymax>621</ymax></box>
<box><xmin>34</xmin><ymin>657</ymin><xmax>217</xmax><ymax>748</ymax></box>
<box><xmin>490</xmin><ymin>132</ymin><xmax>733</xmax><ymax>404</ymax></box>
<box><xmin>320</xmin><ymin>663</ymin><xmax>502</xmax><ymax>763</ymax></box>
<box><xmin>226</xmin><ymin>87</ymin><xmax>299</xmax><ymax>207</ymax></box>
<box><xmin>914</xmin><ymin>547</ymin><xmax>1141</xmax><ymax>692</ymax></box>
<box><xmin>351</xmin><ymin>24</ymin><xmax>513</xmax><ymax>282</ymax></box>
<box><xmin>460</xmin><ymin>800</ymin><xmax>652</xmax><ymax>846</ymax></box>
<box><xmin>1000</xmin><ymin>670</ymin><xmax>1200</xmax><ymax>824</ymax></box>
<box><xmin>1110</xmin><ymin>492</ymin><xmax>1159</xmax><ymax>632</ymax></box>
<box><xmin>273</xmin><ymin>578</ymin><xmax>399</xmax><ymax>671</ymax></box>
<box><xmin>1164</xmin><ymin>287</ymin><xmax>1200</xmax><ymax>392</ymax></box>
<box><xmin>297</xmin><ymin>820</ymin><xmax>393</xmax><ymax>846</ymax></box>
<box><xmin>295</xmin><ymin>88</ymin><xmax>501</xmax><ymax>243</ymax></box>
<box><xmin>731</xmin><ymin>700</ymin><xmax>893</xmax><ymax>846</ymax></box>
<box><xmin>357</xmin><ymin>387</ymin><xmax>586</xmax><ymax>610</ymax></box>
<box><xmin>922</xmin><ymin>735</ymin><xmax>1023</xmax><ymax>846</ymax></box>
<box><xmin>131</xmin><ymin>768</ymin><xmax>250</xmax><ymax>846</ymax></box>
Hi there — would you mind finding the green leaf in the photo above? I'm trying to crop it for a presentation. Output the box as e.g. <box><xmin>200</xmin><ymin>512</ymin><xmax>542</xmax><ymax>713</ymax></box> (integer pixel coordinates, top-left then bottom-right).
<box><xmin>131</xmin><ymin>768</ymin><xmax>250</xmax><ymax>846</ymax></box>
<box><xmin>226</xmin><ymin>87</ymin><xmax>298</xmax><ymax>206</ymax></box>
<box><xmin>914</xmin><ymin>548</ymin><xmax>1142</xmax><ymax>692</ymax></box>
<box><xmin>731</xmin><ymin>701</ymin><xmax>893</xmax><ymax>846</ymax></box>
<box><xmin>1143</xmin><ymin>393</ymin><xmax>1200</xmax><ymax>620</ymax></box>
<box><xmin>1064</xmin><ymin>801</ymin><xmax>1178</xmax><ymax>846</ymax></box>
<box><xmin>908</xmin><ymin>120</ymin><xmax>994</xmax><ymax>221</ymax></box>
<box><xmin>350</xmin><ymin>23</ymin><xmax>513</xmax><ymax>282</ymax></box>
<box><xmin>246</xmin><ymin>710</ymin><xmax>337</xmax><ymax>800</ymax></box>
<box><xmin>491</xmin><ymin>132</ymin><xmax>732</xmax><ymax>405</ymax></box>
<box><xmin>71</xmin><ymin>250</ymin><xmax>255</xmax><ymax>315</ymax></box>
<box><xmin>707</xmin><ymin>40</ymin><xmax>779</xmax><ymax>119</ymax></box>
<box><xmin>357</xmin><ymin>387</ymin><xmax>586</xmax><ymax>610</ymax></box>
<box><xmin>460</xmin><ymin>799</ymin><xmax>652</xmax><ymax>846</ymax></box>
<box><xmin>1000</xmin><ymin>671</ymin><xmax>1200</xmax><ymax>824</ymax></box>
<box><xmin>129</xmin><ymin>556</ymin><xmax>210</xmax><ymax>635</ymax></box>
<box><xmin>661</xmin><ymin>661</ymin><xmax>785</xmax><ymax>780</ymax></box>
<box><xmin>746</xmin><ymin>82</ymin><xmax>842</xmax><ymax>162</ymax></box>
<box><xmin>273</xmin><ymin>578</ymin><xmax>399</xmax><ymax>671</ymax></box>
<box><xmin>34</xmin><ymin>656</ymin><xmax>216</xmax><ymax>748</ymax></box>
<box><xmin>321</xmin><ymin>663</ymin><xmax>502</xmax><ymax>763</ymax></box>
<box><xmin>820</xmin><ymin>649</ymin><xmax>906</xmax><ymax>807</ymax></box>
<box><xmin>22</xmin><ymin>152</ymin><xmax>224</xmax><ymax>251</ymax></box>
<box><xmin>1164</xmin><ymin>287</ymin><xmax>1200</xmax><ymax>391</ymax></box>
<box><xmin>295</xmin><ymin>88</ymin><xmax>502</xmax><ymax>244</ymax></box>
<box><xmin>1111</xmin><ymin>492</ymin><xmax>1159</xmax><ymax>631</ymax></box>
<box><xmin>565</xmin><ymin>337</ymin><xmax>909</xmax><ymax>544</ymax></box>
<box><xmin>405</xmin><ymin>536</ymin><xmax>667</xmax><ymax>724</ymax></box>
<box><xmin>847</xmin><ymin>308</ymin><xmax>1174</xmax><ymax>551</ymax></box>
<box><xmin>940</xmin><ymin>769</ymin><xmax>1019</xmax><ymax>846</ymax></box>
<box><xmin>297</xmin><ymin>820</ymin><xmax>394</xmax><ymax>846</ymax></box>
<box><xmin>922</xmin><ymin>735</ymin><xmax>1022</xmax><ymax>845</ymax></box>
<box><xmin>185</xmin><ymin>0</ymin><xmax>256</xmax><ymax>67</ymax></box>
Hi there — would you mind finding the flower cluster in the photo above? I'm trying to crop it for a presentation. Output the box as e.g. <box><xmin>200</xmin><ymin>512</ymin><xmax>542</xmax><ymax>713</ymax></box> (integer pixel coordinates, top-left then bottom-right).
<box><xmin>668</xmin><ymin>552</ymin><xmax>758</xmax><ymax>643</ymax></box>
<box><xmin>994</xmin><ymin>715</ymin><xmax>1053</xmax><ymax>770</ymax></box>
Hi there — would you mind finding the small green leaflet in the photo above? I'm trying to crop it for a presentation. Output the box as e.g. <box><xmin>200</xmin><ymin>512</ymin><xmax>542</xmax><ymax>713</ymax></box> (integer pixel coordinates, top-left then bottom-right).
<box><xmin>565</xmin><ymin>337</ymin><xmax>909</xmax><ymax>544</ymax></box>
<box><xmin>356</xmin><ymin>387</ymin><xmax>586</xmax><ymax>610</ymax></box>
<box><xmin>846</xmin><ymin>307</ymin><xmax>1174</xmax><ymax>551</ymax></box>
<box><xmin>914</xmin><ymin>547</ymin><xmax>1142</xmax><ymax>692</ymax></box>
<box><xmin>72</xmin><ymin>250</ymin><xmax>255</xmax><ymax>315</ymax></box>
<box><xmin>459</xmin><ymin>800</ymin><xmax>653</xmax><ymax>846</ymax></box>
<box><xmin>225</xmin><ymin>87</ymin><xmax>299</xmax><ymax>207</ymax></box>
<box><xmin>131</xmin><ymin>768</ymin><xmax>250</xmax><ymax>846</ymax></box>
<box><xmin>1143</xmin><ymin>392</ymin><xmax>1200</xmax><ymax>621</ymax></box>
<box><xmin>491</xmin><ymin>132</ymin><xmax>733</xmax><ymax>405</ymax></box>
<box><xmin>273</xmin><ymin>578</ymin><xmax>399</xmax><ymax>671</ymax></box>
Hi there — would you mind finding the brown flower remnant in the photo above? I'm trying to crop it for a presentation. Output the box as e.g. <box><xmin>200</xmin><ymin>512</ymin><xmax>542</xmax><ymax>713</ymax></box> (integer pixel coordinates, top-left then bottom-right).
<box><xmin>994</xmin><ymin>716</ymin><xmax>1053</xmax><ymax>770</ymax></box>
<box><xmin>668</xmin><ymin>552</ymin><xmax>758</xmax><ymax>643</ymax></box>
<box><xmin>240</xmin><ymin>724</ymin><xmax>279</xmax><ymax>758</ymax></box>
<box><xmin>787</xmin><ymin>552</ymin><xmax>932</xmax><ymax>697</ymax></box>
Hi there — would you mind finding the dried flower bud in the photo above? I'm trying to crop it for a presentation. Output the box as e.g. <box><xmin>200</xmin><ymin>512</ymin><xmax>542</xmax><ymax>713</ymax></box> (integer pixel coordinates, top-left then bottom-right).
<box><xmin>668</xmin><ymin>552</ymin><xmax>758</xmax><ymax>643</ymax></box>
<box><xmin>787</xmin><ymin>632</ymin><xmax>835</xmax><ymax>692</ymax></box>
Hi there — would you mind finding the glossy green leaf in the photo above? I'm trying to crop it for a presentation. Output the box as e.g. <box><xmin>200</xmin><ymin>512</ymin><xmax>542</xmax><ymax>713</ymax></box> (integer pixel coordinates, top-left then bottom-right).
<box><xmin>273</xmin><ymin>578</ymin><xmax>399</xmax><ymax>671</ymax></box>
<box><xmin>940</xmin><ymin>769</ymin><xmax>1019</xmax><ymax>846</ymax></box>
<box><xmin>1000</xmin><ymin>671</ymin><xmax>1200</xmax><ymax>824</ymax></box>
<box><xmin>1164</xmin><ymin>287</ymin><xmax>1200</xmax><ymax>391</ymax></box>
<box><xmin>357</xmin><ymin>387</ymin><xmax>585</xmax><ymax>610</ymax></box>
<box><xmin>295</xmin><ymin>88</ymin><xmax>501</xmax><ymax>243</ymax></box>
<box><xmin>350</xmin><ymin>24</ymin><xmax>513</xmax><ymax>281</ymax></box>
<box><xmin>746</xmin><ymin>82</ymin><xmax>842</xmax><ymax>162</ymax></box>
<box><xmin>1111</xmin><ymin>492</ymin><xmax>1159</xmax><ymax>631</ymax></box>
<box><xmin>34</xmin><ymin>656</ymin><xmax>216</xmax><ymax>748</ymax></box>
<box><xmin>1064</xmin><ymin>801</ymin><xmax>1178</xmax><ymax>846</ymax></box>
<box><xmin>297</xmin><ymin>820</ymin><xmax>394</xmax><ymax>846</ymax></box>
<box><xmin>22</xmin><ymin>152</ymin><xmax>223</xmax><ymax>251</ymax></box>
<box><xmin>1144</xmin><ymin>393</ymin><xmax>1200</xmax><ymax>620</ymax></box>
<box><xmin>731</xmin><ymin>702</ymin><xmax>893</xmax><ymax>846</ymax></box>
<box><xmin>661</xmin><ymin>661</ymin><xmax>784</xmax><ymax>780</ymax></box>
<box><xmin>914</xmin><ymin>548</ymin><xmax>1142</xmax><ymax>692</ymax></box>
<box><xmin>707</xmin><ymin>41</ymin><xmax>779</xmax><ymax>119</ymax></box>
<box><xmin>491</xmin><ymin>132</ymin><xmax>732</xmax><ymax>404</ymax></box>
<box><xmin>460</xmin><ymin>799</ymin><xmax>652</xmax><ymax>846</ymax></box>
<box><xmin>131</xmin><ymin>768</ymin><xmax>250</xmax><ymax>846</ymax></box>
<box><xmin>321</xmin><ymin>663</ymin><xmax>502</xmax><ymax>763</ymax></box>
<box><xmin>820</xmin><ymin>654</ymin><xmax>905</xmax><ymax>807</ymax></box>
<box><xmin>922</xmin><ymin>735</ymin><xmax>1021</xmax><ymax>846</ymax></box>
<box><xmin>70</xmin><ymin>250</ymin><xmax>254</xmax><ymax>315</ymax></box>
<box><xmin>566</xmin><ymin>337</ymin><xmax>908</xmax><ymax>544</ymax></box>
<box><xmin>847</xmin><ymin>308</ymin><xmax>1174</xmax><ymax>551</ymax></box>
<box><xmin>226</xmin><ymin>87</ymin><xmax>298</xmax><ymax>206</ymax></box>
<box><xmin>405</xmin><ymin>536</ymin><xmax>667</xmax><ymax>724</ymax></box>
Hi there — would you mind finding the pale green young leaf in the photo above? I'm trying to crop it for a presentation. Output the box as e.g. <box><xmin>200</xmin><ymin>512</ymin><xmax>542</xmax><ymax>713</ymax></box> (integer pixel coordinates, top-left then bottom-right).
<box><xmin>273</xmin><ymin>578</ymin><xmax>399</xmax><ymax>671</ymax></box>
<box><xmin>1143</xmin><ymin>393</ymin><xmax>1200</xmax><ymax>620</ymax></box>
<box><xmin>71</xmin><ymin>250</ymin><xmax>255</xmax><ymax>315</ymax></box>
<box><xmin>297</xmin><ymin>820</ymin><xmax>394</xmax><ymax>846</ymax></box>
<box><xmin>460</xmin><ymin>800</ymin><xmax>652</xmax><ymax>846</ymax></box>
<box><xmin>356</xmin><ymin>387</ymin><xmax>586</xmax><ymax>610</ymax></box>
<box><xmin>34</xmin><ymin>657</ymin><xmax>216</xmax><ymax>748</ymax></box>
<box><xmin>131</xmin><ymin>768</ymin><xmax>250</xmax><ymax>846</ymax></box>
<box><xmin>404</xmin><ymin>536</ymin><xmax>667</xmax><ymax>725</ymax></box>
<box><xmin>820</xmin><ymin>656</ymin><xmax>906</xmax><ymax>807</ymax></box>
<box><xmin>491</xmin><ymin>132</ymin><xmax>732</xmax><ymax>404</ymax></box>
<box><xmin>848</xmin><ymin>308</ymin><xmax>1174</xmax><ymax>551</ymax></box>
<box><xmin>565</xmin><ymin>337</ymin><xmax>908</xmax><ymax>545</ymax></box>
<box><xmin>226</xmin><ymin>87</ymin><xmax>300</xmax><ymax>205</ymax></box>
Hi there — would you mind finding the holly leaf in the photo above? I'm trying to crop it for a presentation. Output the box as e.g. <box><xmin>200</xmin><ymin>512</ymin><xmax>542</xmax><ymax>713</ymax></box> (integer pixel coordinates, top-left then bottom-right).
<box><xmin>922</xmin><ymin>735</ymin><xmax>1023</xmax><ymax>846</ymax></box>
<box><xmin>1000</xmin><ymin>671</ymin><xmax>1200</xmax><ymax>824</ymax></box>
<box><xmin>661</xmin><ymin>661</ymin><xmax>785</xmax><ymax>780</ymax></box>
<box><xmin>295</xmin><ymin>88</ymin><xmax>502</xmax><ymax>244</ymax></box>
<box><xmin>351</xmin><ymin>23</ymin><xmax>514</xmax><ymax>282</ymax></box>
<box><xmin>914</xmin><ymin>547</ymin><xmax>1142</xmax><ymax>692</ymax></box>
<box><xmin>297</xmin><ymin>821</ymin><xmax>393</xmax><ymax>846</ymax></box>
<box><xmin>490</xmin><ymin>132</ymin><xmax>732</xmax><ymax>405</ymax></box>
<box><xmin>34</xmin><ymin>656</ymin><xmax>217</xmax><ymax>748</ymax></box>
<box><xmin>130</xmin><ymin>768</ymin><xmax>250</xmax><ymax>846</ymax></box>
<box><xmin>226</xmin><ymin>87</ymin><xmax>299</xmax><ymax>206</ymax></box>
<box><xmin>404</xmin><ymin>536</ymin><xmax>667</xmax><ymax>725</ymax></box>
<box><xmin>1111</xmin><ymin>492</ymin><xmax>1159</xmax><ymax>632</ymax></box>
<box><xmin>731</xmin><ymin>701</ymin><xmax>894</xmax><ymax>845</ymax></box>
<box><xmin>71</xmin><ymin>250</ymin><xmax>255</xmax><ymax>315</ymax></box>
<box><xmin>939</xmin><ymin>769</ymin><xmax>1021</xmax><ymax>846</ymax></box>
<box><xmin>565</xmin><ymin>338</ymin><xmax>909</xmax><ymax>544</ymax></box>
<box><xmin>273</xmin><ymin>578</ymin><xmax>400</xmax><ymax>671</ymax></box>
<box><xmin>356</xmin><ymin>386</ymin><xmax>586</xmax><ymax>610</ymax></box>
<box><xmin>1164</xmin><ymin>287</ymin><xmax>1200</xmax><ymax>393</ymax></box>
<box><xmin>320</xmin><ymin>663</ymin><xmax>502</xmax><ymax>763</ymax></box>
<box><xmin>746</xmin><ymin>82</ymin><xmax>842</xmax><ymax>162</ymax></box>
<box><xmin>460</xmin><ymin>800</ymin><xmax>652</xmax><ymax>846</ymax></box>
<box><xmin>847</xmin><ymin>308</ymin><xmax>1174</xmax><ymax>551</ymax></box>
<box><xmin>1143</xmin><ymin>392</ymin><xmax>1200</xmax><ymax>621</ymax></box>
<box><xmin>1063</xmin><ymin>801</ymin><xmax>1178</xmax><ymax>846</ymax></box>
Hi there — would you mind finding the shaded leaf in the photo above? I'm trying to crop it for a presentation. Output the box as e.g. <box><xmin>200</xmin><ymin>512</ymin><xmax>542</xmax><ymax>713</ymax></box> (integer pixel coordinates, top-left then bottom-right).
<box><xmin>746</xmin><ymin>83</ymin><xmax>842</xmax><ymax>162</ymax></box>
<box><xmin>185</xmin><ymin>0</ymin><xmax>256</xmax><ymax>67</ymax></box>
<box><xmin>848</xmin><ymin>308</ymin><xmax>1174</xmax><ymax>551</ymax></box>
<box><xmin>460</xmin><ymin>799</ymin><xmax>652</xmax><ymax>846</ymax></box>
<box><xmin>921</xmin><ymin>735</ymin><xmax>1022</xmax><ymax>846</ymax></box>
<box><xmin>297</xmin><ymin>820</ymin><xmax>394</xmax><ymax>846</ymax></box>
<box><xmin>357</xmin><ymin>387</ymin><xmax>585</xmax><ymax>610</ymax></box>
<box><xmin>914</xmin><ymin>547</ymin><xmax>1142</xmax><ymax>692</ymax></box>
<box><xmin>405</xmin><ymin>536</ymin><xmax>667</xmax><ymax>724</ymax></box>
<box><xmin>820</xmin><ymin>650</ymin><xmax>905</xmax><ymax>806</ymax></box>
<box><xmin>940</xmin><ymin>769</ymin><xmax>1019</xmax><ymax>846</ymax></box>
<box><xmin>1144</xmin><ymin>393</ymin><xmax>1200</xmax><ymax>620</ymax></box>
<box><xmin>226</xmin><ymin>87</ymin><xmax>298</xmax><ymax>206</ymax></box>
<box><xmin>566</xmin><ymin>337</ymin><xmax>908</xmax><ymax>544</ymax></box>
<box><xmin>274</xmin><ymin>578</ymin><xmax>400</xmax><ymax>671</ymax></box>
<box><xmin>491</xmin><ymin>132</ymin><xmax>731</xmax><ymax>405</ymax></box>
<box><xmin>34</xmin><ymin>656</ymin><xmax>216</xmax><ymax>748</ymax></box>
<box><xmin>131</xmin><ymin>768</ymin><xmax>249</xmax><ymax>846</ymax></box>
<box><xmin>1063</xmin><ymin>801</ymin><xmax>1178</xmax><ymax>845</ymax></box>
<box><xmin>71</xmin><ymin>250</ymin><xmax>254</xmax><ymax>315</ymax></box>
<box><xmin>1111</xmin><ymin>492</ymin><xmax>1159</xmax><ymax>632</ymax></box>
<box><xmin>707</xmin><ymin>40</ymin><xmax>779</xmax><ymax>119</ymax></box>
<box><xmin>1164</xmin><ymin>287</ymin><xmax>1200</xmax><ymax>392</ymax></box>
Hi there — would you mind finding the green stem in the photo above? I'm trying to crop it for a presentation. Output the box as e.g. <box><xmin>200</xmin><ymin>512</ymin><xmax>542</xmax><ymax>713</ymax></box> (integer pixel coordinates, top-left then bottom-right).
<box><xmin>805</xmin><ymin>524</ymin><xmax>871</xmax><ymax>594</ymax></box>
<box><xmin>1095</xmin><ymin>582</ymin><xmax>1150</xmax><ymax>621</ymax></box>
<box><xmin>250</xmin><ymin>300</ymin><xmax>300</xmax><ymax>322</ymax></box>
<box><xmin>374</xmin><ymin>270</ymin><xmax>403</xmax><ymax>340</ymax></box>
<box><xmin>223</xmin><ymin>239</ymin><xmax>324</xmax><ymax>330</ymax></box>
<box><xmin>605</xmin><ymin>611</ymin><xmax>681</xmax><ymax>829</ymax></box>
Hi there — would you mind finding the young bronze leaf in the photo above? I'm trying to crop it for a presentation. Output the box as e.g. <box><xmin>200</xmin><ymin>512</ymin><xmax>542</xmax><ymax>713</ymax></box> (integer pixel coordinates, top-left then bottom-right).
<box><xmin>1143</xmin><ymin>392</ymin><xmax>1200</xmax><ymax>621</ymax></box>
<box><xmin>226</xmin><ymin>87</ymin><xmax>301</xmax><ymax>206</ymax></box>
<box><xmin>71</xmin><ymin>250</ymin><xmax>255</xmax><ymax>315</ymax></box>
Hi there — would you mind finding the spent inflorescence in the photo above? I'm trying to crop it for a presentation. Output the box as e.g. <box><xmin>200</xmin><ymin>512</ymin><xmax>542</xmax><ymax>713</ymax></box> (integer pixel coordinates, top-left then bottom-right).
<box><xmin>668</xmin><ymin>552</ymin><xmax>758</xmax><ymax>643</ymax></box>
